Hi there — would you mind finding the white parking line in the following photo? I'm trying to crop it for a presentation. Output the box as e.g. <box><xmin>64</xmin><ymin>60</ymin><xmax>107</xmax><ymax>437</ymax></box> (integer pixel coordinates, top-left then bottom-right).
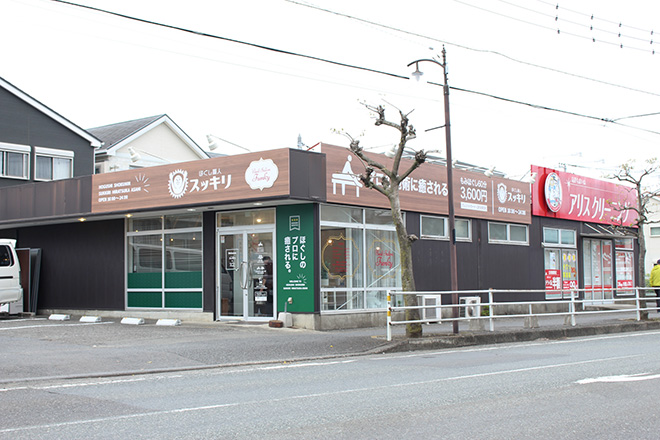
<box><xmin>0</xmin><ymin>321</ymin><xmax>114</xmax><ymax>331</ymax></box>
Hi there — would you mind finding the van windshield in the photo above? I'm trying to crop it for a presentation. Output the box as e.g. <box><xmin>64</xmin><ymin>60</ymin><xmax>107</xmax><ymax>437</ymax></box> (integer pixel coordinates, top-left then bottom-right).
<box><xmin>0</xmin><ymin>245</ymin><xmax>13</xmax><ymax>267</ymax></box>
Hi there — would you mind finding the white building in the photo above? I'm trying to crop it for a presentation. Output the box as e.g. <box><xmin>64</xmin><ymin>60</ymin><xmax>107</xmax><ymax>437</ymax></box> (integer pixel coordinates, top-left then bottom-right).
<box><xmin>90</xmin><ymin>114</ymin><xmax>208</xmax><ymax>173</ymax></box>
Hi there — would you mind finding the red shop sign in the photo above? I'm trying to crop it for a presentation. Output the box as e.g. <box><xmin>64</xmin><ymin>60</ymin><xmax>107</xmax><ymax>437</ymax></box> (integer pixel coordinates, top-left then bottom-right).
<box><xmin>531</xmin><ymin>165</ymin><xmax>638</xmax><ymax>226</ymax></box>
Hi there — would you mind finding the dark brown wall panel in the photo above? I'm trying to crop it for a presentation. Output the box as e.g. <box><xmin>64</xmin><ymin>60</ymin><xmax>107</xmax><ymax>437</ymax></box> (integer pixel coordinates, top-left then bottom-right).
<box><xmin>16</xmin><ymin>219</ymin><xmax>124</xmax><ymax>310</ymax></box>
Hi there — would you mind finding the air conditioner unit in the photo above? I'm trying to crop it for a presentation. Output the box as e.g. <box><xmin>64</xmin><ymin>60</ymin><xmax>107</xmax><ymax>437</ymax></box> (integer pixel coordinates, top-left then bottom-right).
<box><xmin>459</xmin><ymin>296</ymin><xmax>481</xmax><ymax>318</ymax></box>
<box><xmin>418</xmin><ymin>294</ymin><xmax>442</xmax><ymax>324</ymax></box>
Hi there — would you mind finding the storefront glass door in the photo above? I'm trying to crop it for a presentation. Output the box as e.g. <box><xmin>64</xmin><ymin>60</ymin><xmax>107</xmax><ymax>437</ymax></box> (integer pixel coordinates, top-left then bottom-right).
<box><xmin>583</xmin><ymin>238</ymin><xmax>614</xmax><ymax>304</ymax></box>
<box><xmin>218</xmin><ymin>229</ymin><xmax>274</xmax><ymax>321</ymax></box>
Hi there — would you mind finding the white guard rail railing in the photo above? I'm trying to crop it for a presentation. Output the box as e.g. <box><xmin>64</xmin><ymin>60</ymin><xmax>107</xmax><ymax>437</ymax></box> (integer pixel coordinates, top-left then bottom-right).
<box><xmin>385</xmin><ymin>287</ymin><xmax>659</xmax><ymax>341</ymax></box>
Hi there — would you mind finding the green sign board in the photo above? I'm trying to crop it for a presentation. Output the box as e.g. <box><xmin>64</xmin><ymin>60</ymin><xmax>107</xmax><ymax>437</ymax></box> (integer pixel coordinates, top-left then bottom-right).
<box><xmin>276</xmin><ymin>204</ymin><xmax>315</xmax><ymax>313</ymax></box>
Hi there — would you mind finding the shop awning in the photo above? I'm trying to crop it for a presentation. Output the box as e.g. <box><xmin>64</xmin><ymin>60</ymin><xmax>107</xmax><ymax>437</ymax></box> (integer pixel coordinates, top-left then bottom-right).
<box><xmin>580</xmin><ymin>222</ymin><xmax>637</xmax><ymax>239</ymax></box>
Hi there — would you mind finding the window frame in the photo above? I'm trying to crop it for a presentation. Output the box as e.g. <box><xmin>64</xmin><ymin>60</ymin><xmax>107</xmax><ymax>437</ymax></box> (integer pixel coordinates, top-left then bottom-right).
<box><xmin>0</xmin><ymin>142</ymin><xmax>30</xmax><ymax>180</ymax></box>
<box><xmin>488</xmin><ymin>221</ymin><xmax>529</xmax><ymax>245</ymax></box>
<box><xmin>420</xmin><ymin>215</ymin><xmax>472</xmax><ymax>241</ymax></box>
<box><xmin>542</xmin><ymin>227</ymin><xmax>577</xmax><ymax>248</ymax></box>
<box><xmin>126</xmin><ymin>213</ymin><xmax>203</xmax><ymax>310</ymax></box>
<box><xmin>320</xmin><ymin>204</ymin><xmax>402</xmax><ymax>313</ymax></box>
<box><xmin>33</xmin><ymin>146</ymin><xmax>74</xmax><ymax>181</ymax></box>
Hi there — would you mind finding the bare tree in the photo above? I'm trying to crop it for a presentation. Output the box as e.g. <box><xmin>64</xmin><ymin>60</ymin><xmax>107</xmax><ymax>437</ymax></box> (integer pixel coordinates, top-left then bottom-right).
<box><xmin>609</xmin><ymin>158</ymin><xmax>660</xmax><ymax>318</ymax></box>
<box><xmin>345</xmin><ymin>104</ymin><xmax>428</xmax><ymax>338</ymax></box>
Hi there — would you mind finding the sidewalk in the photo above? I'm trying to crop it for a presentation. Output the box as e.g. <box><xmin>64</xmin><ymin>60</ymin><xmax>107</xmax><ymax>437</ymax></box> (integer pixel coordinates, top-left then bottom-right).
<box><xmin>1</xmin><ymin>311</ymin><xmax>659</xmax><ymax>384</ymax></box>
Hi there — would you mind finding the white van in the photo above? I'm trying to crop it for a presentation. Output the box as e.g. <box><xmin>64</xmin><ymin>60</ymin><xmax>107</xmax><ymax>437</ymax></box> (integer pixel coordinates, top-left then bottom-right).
<box><xmin>0</xmin><ymin>239</ymin><xmax>22</xmax><ymax>304</ymax></box>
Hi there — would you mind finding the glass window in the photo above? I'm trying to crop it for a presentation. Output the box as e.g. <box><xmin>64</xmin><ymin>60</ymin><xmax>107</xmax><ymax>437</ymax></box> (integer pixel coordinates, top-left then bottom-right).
<box><xmin>421</xmin><ymin>216</ymin><xmax>471</xmax><ymax>241</ymax></box>
<box><xmin>129</xmin><ymin>235</ymin><xmax>163</xmax><ymax>274</ymax></box>
<box><xmin>543</xmin><ymin>228</ymin><xmax>559</xmax><ymax>244</ymax></box>
<box><xmin>165</xmin><ymin>232</ymin><xmax>202</xmax><ymax>272</ymax></box>
<box><xmin>7</xmin><ymin>152</ymin><xmax>26</xmax><ymax>177</ymax></box>
<box><xmin>421</xmin><ymin>216</ymin><xmax>446</xmax><ymax>239</ymax></box>
<box><xmin>320</xmin><ymin>205</ymin><xmax>401</xmax><ymax>312</ymax></box>
<box><xmin>0</xmin><ymin>245</ymin><xmax>13</xmax><ymax>267</ymax></box>
<box><xmin>366</xmin><ymin>229</ymin><xmax>400</xmax><ymax>289</ymax></box>
<box><xmin>321</xmin><ymin>227</ymin><xmax>363</xmax><ymax>289</ymax></box>
<box><xmin>615</xmin><ymin>238</ymin><xmax>634</xmax><ymax>250</ymax></box>
<box><xmin>35</xmin><ymin>156</ymin><xmax>52</xmax><ymax>180</ymax></box>
<box><xmin>544</xmin><ymin>227</ymin><xmax>576</xmax><ymax>247</ymax></box>
<box><xmin>321</xmin><ymin>205</ymin><xmax>362</xmax><ymax>223</ymax></box>
<box><xmin>510</xmin><ymin>225</ymin><xmax>528</xmax><ymax>242</ymax></box>
<box><xmin>561</xmin><ymin>229</ymin><xmax>576</xmax><ymax>246</ymax></box>
<box><xmin>129</xmin><ymin>217</ymin><xmax>163</xmax><ymax>232</ymax></box>
<box><xmin>127</xmin><ymin>213</ymin><xmax>203</xmax><ymax>309</ymax></box>
<box><xmin>53</xmin><ymin>157</ymin><xmax>72</xmax><ymax>179</ymax></box>
<box><xmin>165</xmin><ymin>213</ymin><xmax>203</xmax><ymax>230</ymax></box>
<box><xmin>489</xmin><ymin>222</ymin><xmax>528</xmax><ymax>245</ymax></box>
<box><xmin>489</xmin><ymin>223</ymin><xmax>507</xmax><ymax>241</ymax></box>
<box><xmin>218</xmin><ymin>209</ymin><xmax>275</xmax><ymax>227</ymax></box>
<box><xmin>455</xmin><ymin>219</ymin><xmax>471</xmax><ymax>240</ymax></box>
<box><xmin>0</xmin><ymin>143</ymin><xmax>29</xmax><ymax>179</ymax></box>
<box><xmin>2</xmin><ymin>151</ymin><xmax>28</xmax><ymax>178</ymax></box>
<box><xmin>651</xmin><ymin>227</ymin><xmax>660</xmax><ymax>237</ymax></box>
<box><xmin>34</xmin><ymin>147</ymin><xmax>74</xmax><ymax>181</ymax></box>
<box><xmin>365</xmin><ymin>209</ymin><xmax>394</xmax><ymax>225</ymax></box>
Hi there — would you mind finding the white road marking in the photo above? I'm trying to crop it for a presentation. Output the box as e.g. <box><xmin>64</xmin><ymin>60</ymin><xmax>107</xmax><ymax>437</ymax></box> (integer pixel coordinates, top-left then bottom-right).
<box><xmin>576</xmin><ymin>373</ymin><xmax>660</xmax><ymax>384</ymax></box>
<box><xmin>260</xmin><ymin>359</ymin><xmax>356</xmax><ymax>370</ymax></box>
<box><xmin>0</xmin><ymin>375</ymin><xmax>183</xmax><ymax>393</ymax></box>
<box><xmin>0</xmin><ymin>354</ymin><xmax>640</xmax><ymax>434</ymax></box>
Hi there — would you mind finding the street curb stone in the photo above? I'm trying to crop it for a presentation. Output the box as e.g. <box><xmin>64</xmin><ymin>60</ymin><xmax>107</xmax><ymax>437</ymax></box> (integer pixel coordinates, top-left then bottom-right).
<box><xmin>381</xmin><ymin>320</ymin><xmax>660</xmax><ymax>353</ymax></box>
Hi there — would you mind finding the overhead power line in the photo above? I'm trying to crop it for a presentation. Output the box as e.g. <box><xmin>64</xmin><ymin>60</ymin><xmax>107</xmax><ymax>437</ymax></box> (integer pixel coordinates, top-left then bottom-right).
<box><xmin>534</xmin><ymin>0</ymin><xmax>655</xmax><ymax>34</ymax></box>
<box><xmin>286</xmin><ymin>0</ymin><xmax>660</xmax><ymax>98</ymax></box>
<box><xmin>499</xmin><ymin>0</ymin><xmax>655</xmax><ymax>45</ymax></box>
<box><xmin>48</xmin><ymin>0</ymin><xmax>660</xmax><ymax>138</ymax></box>
<box><xmin>48</xmin><ymin>0</ymin><xmax>408</xmax><ymax>81</ymax></box>
<box><xmin>454</xmin><ymin>0</ymin><xmax>658</xmax><ymax>53</ymax></box>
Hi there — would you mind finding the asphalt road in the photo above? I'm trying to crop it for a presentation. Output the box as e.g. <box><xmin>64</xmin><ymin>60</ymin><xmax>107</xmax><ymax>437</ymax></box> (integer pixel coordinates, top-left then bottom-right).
<box><xmin>2</xmin><ymin>327</ymin><xmax>660</xmax><ymax>439</ymax></box>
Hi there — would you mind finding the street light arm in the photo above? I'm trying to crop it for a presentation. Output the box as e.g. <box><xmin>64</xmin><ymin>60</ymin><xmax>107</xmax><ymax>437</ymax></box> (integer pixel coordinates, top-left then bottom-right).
<box><xmin>406</xmin><ymin>58</ymin><xmax>445</xmax><ymax>69</ymax></box>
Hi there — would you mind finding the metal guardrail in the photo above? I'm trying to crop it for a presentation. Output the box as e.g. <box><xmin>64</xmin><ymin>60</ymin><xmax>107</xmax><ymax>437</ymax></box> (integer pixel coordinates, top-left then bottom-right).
<box><xmin>386</xmin><ymin>287</ymin><xmax>660</xmax><ymax>341</ymax></box>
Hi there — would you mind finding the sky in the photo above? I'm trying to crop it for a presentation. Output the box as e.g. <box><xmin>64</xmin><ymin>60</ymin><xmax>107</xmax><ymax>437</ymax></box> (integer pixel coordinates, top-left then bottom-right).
<box><xmin>2</xmin><ymin>0</ymin><xmax>660</xmax><ymax>182</ymax></box>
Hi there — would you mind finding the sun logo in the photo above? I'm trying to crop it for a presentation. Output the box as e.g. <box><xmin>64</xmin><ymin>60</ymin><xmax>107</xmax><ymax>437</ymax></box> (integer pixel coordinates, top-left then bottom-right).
<box><xmin>168</xmin><ymin>169</ymin><xmax>188</xmax><ymax>199</ymax></box>
<box><xmin>497</xmin><ymin>183</ymin><xmax>508</xmax><ymax>204</ymax></box>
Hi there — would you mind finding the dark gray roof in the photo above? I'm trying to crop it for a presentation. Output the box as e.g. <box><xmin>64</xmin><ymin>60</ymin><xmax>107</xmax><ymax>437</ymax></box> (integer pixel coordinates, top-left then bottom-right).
<box><xmin>88</xmin><ymin>115</ymin><xmax>165</xmax><ymax>152</ymax></box>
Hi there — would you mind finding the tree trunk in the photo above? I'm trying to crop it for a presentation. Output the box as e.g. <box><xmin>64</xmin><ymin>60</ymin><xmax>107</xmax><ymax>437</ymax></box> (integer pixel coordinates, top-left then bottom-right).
<box><xmin>389</xmin><ymin>187</ymin><xmax>422</xmax><ymax>337</ymax></box>
<box><xmin>637</xmin><ymin>184</ymin><xmax>650</xmax><ymax>320</ymax></box>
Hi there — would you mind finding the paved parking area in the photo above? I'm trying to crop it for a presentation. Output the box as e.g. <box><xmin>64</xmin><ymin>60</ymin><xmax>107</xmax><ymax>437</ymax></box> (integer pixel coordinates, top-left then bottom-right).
<box><xmin>0</xmin><ymin>316</ymin><xmax>388</xmax><ymax>383</ymax></box>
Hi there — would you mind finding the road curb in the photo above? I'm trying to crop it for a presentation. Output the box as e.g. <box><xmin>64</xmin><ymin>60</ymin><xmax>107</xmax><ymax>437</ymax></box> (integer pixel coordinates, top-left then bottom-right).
<box><xmin>381</xmin><ymin>320</ymin><xmax>660</xmax><ymax>353</ymax></box>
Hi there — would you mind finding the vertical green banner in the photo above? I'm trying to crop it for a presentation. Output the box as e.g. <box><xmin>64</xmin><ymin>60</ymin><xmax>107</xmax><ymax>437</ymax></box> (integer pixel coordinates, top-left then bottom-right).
<box><xmin>276</xmin><ymin>204</ymin><xmax>315</xmax><ymax>313</ymax></box>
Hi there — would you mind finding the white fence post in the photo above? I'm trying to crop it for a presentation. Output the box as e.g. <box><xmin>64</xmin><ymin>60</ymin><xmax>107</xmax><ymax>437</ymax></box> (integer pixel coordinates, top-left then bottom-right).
<box><xmin>386</xmin><ymin>291</ymin><xmax>392</xmax><ymax>342</ymax></box>
<box><xmin>488</xmin><ymin>288</ymin><xmax>494</xmax><ymax>332</ymax></box>
<box><xmin>635</xmin><ymin>287</ymin><xmax>641</xmax><ymax>321</ymax></box>
<box><xmin>569</xmin><ymin>289</ymin><xmax>576</xmax><ymax>327</ymax></box>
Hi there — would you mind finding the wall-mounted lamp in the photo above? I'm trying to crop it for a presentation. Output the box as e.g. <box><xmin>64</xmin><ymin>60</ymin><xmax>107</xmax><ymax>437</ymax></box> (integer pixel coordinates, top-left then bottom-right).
<box><xmin>207</xmin><ymin>134</ymin><xmax>251</xmax><ymax>153</ymax></box>
<box><xmin>128</xmin><ymin>147</ymin><xmax>141</xmax><ymax>163</ymax></box>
